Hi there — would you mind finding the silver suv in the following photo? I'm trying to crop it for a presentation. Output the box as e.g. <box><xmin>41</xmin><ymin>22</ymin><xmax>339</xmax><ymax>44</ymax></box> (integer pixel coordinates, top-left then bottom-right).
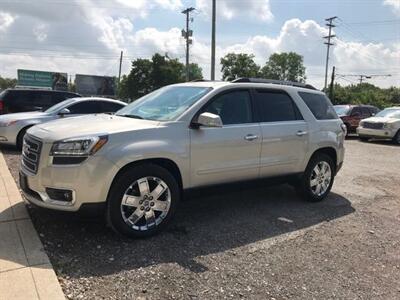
<box><xmin>19</xmin><ymin>78</ymin><xmax>345</xmax><ymax>237</ymax></box>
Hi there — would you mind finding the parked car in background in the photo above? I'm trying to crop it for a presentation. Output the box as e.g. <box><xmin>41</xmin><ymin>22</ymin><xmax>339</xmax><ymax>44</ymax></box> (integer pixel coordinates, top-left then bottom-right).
<box><xmin>19</xmin><ymin>78</ymin><xmax>345</xmax><ymax>238</ymax></box>
<box><xmin>334</xmin><ymin>104</ymin><xmax>379</xmax><ymax>135</ymax></box>
<box><xmin>357</xmin><ymin>107</ymin><xmax>400</xmax><ymax>144</ymax></box>
<box><xmin>0</xmin><ymin>89</ymin><xmax>81</xmax><ymax>115</ymax></box>
<box><xmin>0</xmin><ymin>97</ymin><xmax>126</xmax><ymax>149</ymax></box>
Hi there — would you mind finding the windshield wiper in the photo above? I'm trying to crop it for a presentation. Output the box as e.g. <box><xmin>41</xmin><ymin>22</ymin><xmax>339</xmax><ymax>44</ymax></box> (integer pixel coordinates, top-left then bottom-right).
<box><xmin>118</xmin><ymin>114</ymin><xmax>144</xmax><ymax>119</ymax></box>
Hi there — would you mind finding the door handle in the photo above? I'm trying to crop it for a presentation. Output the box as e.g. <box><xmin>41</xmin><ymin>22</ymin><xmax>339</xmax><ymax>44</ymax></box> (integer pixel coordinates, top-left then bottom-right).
<box><xmin>296</xmin><ymin>130</ymin><xmax>308</xmax><ymax>137</ymax></box>
<box><xmin>244</xmin><ymin>134</ymin><xmax>259</xmax><ymax>141</ymax></box>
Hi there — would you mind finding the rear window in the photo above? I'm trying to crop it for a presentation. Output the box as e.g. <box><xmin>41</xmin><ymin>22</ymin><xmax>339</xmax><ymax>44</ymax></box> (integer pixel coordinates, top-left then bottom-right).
<box><xmin>298</xmin><ymin>92</ymin><xmax>338</xmax><ymax>120</ymax></box>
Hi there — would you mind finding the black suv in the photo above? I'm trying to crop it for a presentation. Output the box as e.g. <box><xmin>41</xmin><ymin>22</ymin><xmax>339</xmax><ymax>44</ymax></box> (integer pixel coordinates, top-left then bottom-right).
<box><xmin>0</xmin><ymin>89</ymin><xmax>81</xmax><ymax>114</ymax></box>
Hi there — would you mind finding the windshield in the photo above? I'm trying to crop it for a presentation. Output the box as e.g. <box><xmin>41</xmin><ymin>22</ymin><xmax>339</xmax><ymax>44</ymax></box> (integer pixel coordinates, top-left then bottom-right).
<box><xmin>375</xmin><ymin>108</ymin><xmax>400</xmax><ymax>119</ymax></box>
<box><xmin>45</xmin><ymin>98</ymin><xmax>78</xmax><ymax>114</ymax></box>
<box><xmin>116</xmin><ymin>86</ymin><xmax>212</xmax><ymax>121</ymax></box>
<box><xmin>334</xmin><ymin>105</ymin><xmax>351</xmax><ymax>116</ymax></box>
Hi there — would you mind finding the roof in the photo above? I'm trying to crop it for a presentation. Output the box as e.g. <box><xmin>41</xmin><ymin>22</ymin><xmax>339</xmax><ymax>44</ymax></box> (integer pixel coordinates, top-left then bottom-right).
<box><xmin>173</xmin><ymin>79</ymin><xmax>322</xmax><ymax>93</ymax></box>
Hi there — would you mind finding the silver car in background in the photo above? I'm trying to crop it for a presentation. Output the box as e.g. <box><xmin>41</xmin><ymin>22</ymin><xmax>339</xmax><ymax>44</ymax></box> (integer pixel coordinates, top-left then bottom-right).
<box><xmin>0</xmin><ymin>97</ymin><xmax>126</xmax><ymax>148</ymax></box>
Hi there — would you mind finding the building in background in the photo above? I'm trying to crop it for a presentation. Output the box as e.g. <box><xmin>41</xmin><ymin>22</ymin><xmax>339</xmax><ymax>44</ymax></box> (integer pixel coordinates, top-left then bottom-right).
<box><xmin>75</xmin><ymin>74</ymin><xmax>116</xmax><ymax>97</ymax></box>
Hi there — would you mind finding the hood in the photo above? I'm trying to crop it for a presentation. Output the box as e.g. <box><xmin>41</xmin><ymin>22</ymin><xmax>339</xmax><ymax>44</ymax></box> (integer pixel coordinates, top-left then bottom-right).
<box><xmin>28</xmin><ymin>114</ymin><xmax>161</xmax><ymax>141</ymax></box>
<box><xmin>0</xmin><ymin>111</ymin><xmax>48</xmax><ymax>122</ymax></box>
<box><xmin>362</xmin><ymin>116</ymin><xmax>400</xmax><ymax>124</ymax></box>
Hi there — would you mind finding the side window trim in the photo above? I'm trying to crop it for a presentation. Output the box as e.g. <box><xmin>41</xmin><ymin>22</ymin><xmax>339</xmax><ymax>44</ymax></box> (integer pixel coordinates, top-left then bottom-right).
<box><xmin>192</xmin><ymin>88</ymin><xmax>255</xmax><ymax>125</ymax></box>
<box><xmin>251</xmin><ymin>88</ymin><xmax>304</xmax><ymax>123</ymax></box>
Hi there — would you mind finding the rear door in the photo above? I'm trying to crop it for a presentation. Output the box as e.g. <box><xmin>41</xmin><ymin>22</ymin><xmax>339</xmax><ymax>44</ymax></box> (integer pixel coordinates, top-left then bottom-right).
<box><xmin>253</xmin><ymin>89</ymin><xmax>309</xmax><ymax>176</ymax></box>
<box><xmin>190</xmin><ymin>89</ymin><xmax>262</xmax><ymax>187</ymax></box>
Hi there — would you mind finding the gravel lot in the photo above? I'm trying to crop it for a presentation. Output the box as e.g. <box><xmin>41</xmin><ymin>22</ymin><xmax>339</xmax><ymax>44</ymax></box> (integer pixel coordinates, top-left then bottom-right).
<box><xmin>2</xmin><ymin>139</ymin><xmax>400</xmax><ymax>299</ymax></box>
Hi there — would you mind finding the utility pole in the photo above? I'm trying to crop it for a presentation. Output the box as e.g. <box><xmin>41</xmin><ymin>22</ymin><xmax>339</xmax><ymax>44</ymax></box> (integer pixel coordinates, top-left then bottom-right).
<box><xmin>323</xmin><ymin>16</ymin><xmax>337</xmax><ymax>90</ymax></box>
<box><xmin>182</xmin><ymin>7</ymin><xmax>195</xmax><ymax>82</ymax></box>
<box><xmin>329</xmin><ymin>66</ymin><xmax>335</xmax><ymax>101</ymax></box>
<box><xmin>118</xmin><ymin>50</ymin><xmax>123</xmax><ymax>84</ymax></box>
<box><xmin>211</xmin><ymin>0</ymin><xmax>216</xmax><ymax>80</ymax></box>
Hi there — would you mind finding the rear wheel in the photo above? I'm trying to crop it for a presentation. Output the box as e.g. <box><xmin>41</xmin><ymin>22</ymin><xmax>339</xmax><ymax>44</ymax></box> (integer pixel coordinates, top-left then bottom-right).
<box><xmin>107</xmin><ymin>164</ymin><xmax>180</xmax><ymax>238</ymax></box>
<box><xmin>296</xmin><ymin>153</ymin><xmax>335</xmax><ymax>202</ymax></box>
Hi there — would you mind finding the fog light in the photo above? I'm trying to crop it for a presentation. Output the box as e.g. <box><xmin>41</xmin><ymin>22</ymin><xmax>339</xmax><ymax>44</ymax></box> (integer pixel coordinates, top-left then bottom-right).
<box><xmin>46</xmin><ymin>188</ymin><xmax>73</xmax><ymax>202</ymax></box>
<box><xmin>0</xmin><ymin>136</ymin><xmax>7</xmax><ymax>141</ymax></box>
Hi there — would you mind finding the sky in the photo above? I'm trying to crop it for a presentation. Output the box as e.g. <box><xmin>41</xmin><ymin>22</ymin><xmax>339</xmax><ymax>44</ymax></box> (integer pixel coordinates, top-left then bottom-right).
<box><xmin>0</xmin><ymin>0</ymin><xmax>399</xmax><ymax>89</ymax></box>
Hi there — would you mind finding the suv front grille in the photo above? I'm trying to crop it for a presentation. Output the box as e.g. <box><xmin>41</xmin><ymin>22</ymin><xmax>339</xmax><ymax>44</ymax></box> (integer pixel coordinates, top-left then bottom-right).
<box><xmin>363</xmin><ymin>122</ymin><xmax>384</xmax><ymax>129</ymax></box>
<box><xmin>22</xmin><ymin>134</ymin><xmax>43</xmax><ymax>174</ymax></box>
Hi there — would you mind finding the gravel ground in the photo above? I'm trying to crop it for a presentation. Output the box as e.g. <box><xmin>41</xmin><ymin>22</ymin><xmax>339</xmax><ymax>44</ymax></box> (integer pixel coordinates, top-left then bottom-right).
<box><xmin>1</xmin><ymin>139</ymin><xmax>400</xmax><ymax>299</ymax></box>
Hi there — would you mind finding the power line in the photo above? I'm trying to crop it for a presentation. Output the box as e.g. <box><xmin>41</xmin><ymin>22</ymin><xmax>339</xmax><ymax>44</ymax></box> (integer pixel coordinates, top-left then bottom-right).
<box><xmin>323</xmin><ymin>16</ymin><xmax>338</xmax><ymax>90</ymax></box>
<box><xmin>336</xmin><ymin>73</ymin><xmax>392</xmax><ymax>84</ymax></box>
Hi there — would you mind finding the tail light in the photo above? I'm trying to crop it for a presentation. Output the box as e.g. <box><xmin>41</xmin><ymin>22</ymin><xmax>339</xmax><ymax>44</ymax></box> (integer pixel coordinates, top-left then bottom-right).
<box><xmin>0</xmin><ymin>100</ymin><xmax>3</xmax><ymax>113</ymax></box>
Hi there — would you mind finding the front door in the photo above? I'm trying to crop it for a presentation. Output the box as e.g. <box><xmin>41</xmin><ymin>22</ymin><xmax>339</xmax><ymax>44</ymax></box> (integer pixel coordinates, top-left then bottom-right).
<box><xmin>190</xmin><ymin>89</ymin><xmax>262</xmax><ymax>187</ymax></box>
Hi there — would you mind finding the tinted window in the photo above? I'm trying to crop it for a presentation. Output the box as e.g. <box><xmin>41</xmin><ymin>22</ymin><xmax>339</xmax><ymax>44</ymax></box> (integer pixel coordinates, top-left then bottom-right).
<box><xmin>369</xmin><ymin>107</ymin><xmax>379</xmax><ymax>115</ymax></box>
<box><xmin>298</xmin><ymin>92</ymin><xmax>337</xmax><ymax>120</ymax></box>
<box><xmin>51</xmin><ymin>92</ymin><xmax>68</xmax><ymax>104</ymax></box>
<box><xmin>361</xmin><ymin>107</ymin><xmax>371</xmax><ymax>118</ymax></box>
<box><xmin>351</xmin><ymin>107</ymin><xmax>362</xmax><ymax>117</ymax></box>
<box><xmin>101</xmin><ymin>101</ymin><xmax>124</xmax><ymax>113</ymax></box>
<box><xmin>68</xmin><ymin>101</ymin><xmax>102</xmax><ymax>114</ymax></box>
<box><xmin>255</xmin><ymin>90</ymin><xmax>302</xmax><ymax>122</ymax></box>
<box><xmin>202</xmin><ymin>90</ymin><xmax>252</xmax><ymax>125</ymax></box>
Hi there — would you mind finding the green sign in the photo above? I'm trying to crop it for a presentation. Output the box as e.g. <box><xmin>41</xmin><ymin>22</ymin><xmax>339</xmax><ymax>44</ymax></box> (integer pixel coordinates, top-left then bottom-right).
<box><xmin>17</xmin><ymin>69</ymin><xmax>68</xmax><ymax>91</ymax></box>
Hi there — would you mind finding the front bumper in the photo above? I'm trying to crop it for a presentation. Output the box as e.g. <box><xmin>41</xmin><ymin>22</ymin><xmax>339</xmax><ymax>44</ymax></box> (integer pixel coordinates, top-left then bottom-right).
<box><xmin>357</xmin><ymin>127</ymin><xmax>396</xmax><ymax>139</ymax></box>
<box><xmin>19</xmin><ymin>140</ymin><xmax>120</xmax><ymax>212</ymax></box>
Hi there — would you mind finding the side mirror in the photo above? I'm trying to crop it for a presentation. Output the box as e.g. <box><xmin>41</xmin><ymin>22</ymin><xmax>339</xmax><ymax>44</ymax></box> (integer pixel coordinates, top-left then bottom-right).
<box><xmin>195</xmin><ymin>112</ymin><xmax>223</xmax><ymax>128</ymax></box>
<box><xmin>58</xmin><ymin>108</ymin><xmax>70</xmax><ymax>117</ymax></box>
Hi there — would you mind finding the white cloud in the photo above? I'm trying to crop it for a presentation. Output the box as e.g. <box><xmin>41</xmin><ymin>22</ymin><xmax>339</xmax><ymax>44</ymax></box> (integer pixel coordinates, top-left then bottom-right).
<box><xmin>0</xmin><ymin>11</ymin><xmax>15</xmax><ymax>31</ymax></box>
<box><xmin>383</xmin><ymin>0</ymin><xmax>400</xmax><ymax>15</ymax></box>
<box><xmin>196</xmin><ymin>0</ymin><xmax>273</xmax><ymax>22</ymax></box>
<box><xmin>0</xmin><ymin>1</ymin><xmax>398</xmax><ymax>89</ymax></box>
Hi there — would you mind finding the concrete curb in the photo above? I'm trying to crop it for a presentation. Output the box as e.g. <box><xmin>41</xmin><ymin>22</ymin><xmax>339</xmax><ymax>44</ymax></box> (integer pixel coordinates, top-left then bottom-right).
<box><xmin>0</xmin><ymin>151</ymin><xmax>65</xmax><ymax>300</ymax></box>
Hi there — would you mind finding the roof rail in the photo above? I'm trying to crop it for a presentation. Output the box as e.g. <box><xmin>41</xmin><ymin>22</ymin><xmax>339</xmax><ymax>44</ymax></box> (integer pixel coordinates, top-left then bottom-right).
<box><xmin>231</xmin><ymin>78</ymin><xmax>317</xmax><ymax>90</ymax></box>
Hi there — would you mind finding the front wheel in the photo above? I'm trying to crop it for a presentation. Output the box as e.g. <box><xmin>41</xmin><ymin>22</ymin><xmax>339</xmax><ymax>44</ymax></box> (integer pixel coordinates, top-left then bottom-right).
<box><xmin>107</xmin><ymin>164</ymin><xmax>180</xmax><ymax>238</ymax></box>
<box><xmin>296</xmin><ymin>153</ymin><xmax>335</xmax><ymax>202</ymax></box>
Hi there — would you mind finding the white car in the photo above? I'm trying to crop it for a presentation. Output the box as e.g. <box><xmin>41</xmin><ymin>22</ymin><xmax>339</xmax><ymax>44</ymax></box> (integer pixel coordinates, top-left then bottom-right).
<box><xmin>0</xmin><ymin>97</ymin><xmax>126</xmax><ymax>149</ymax></box>
<box><xmin>357</xmin><ymin>107</ymin><xmax>400</xmax><ymax>144</ymax></box>
<box><xmin>19</xmin><ymin>78</ymin><xmax>345</xmax><ymax>238</ymax></box>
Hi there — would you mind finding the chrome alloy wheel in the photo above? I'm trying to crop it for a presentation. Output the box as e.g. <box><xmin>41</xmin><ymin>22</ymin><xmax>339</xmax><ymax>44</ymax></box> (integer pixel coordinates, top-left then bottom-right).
<box><xmin>120</xmin><ymin>177</ymin><xmax>171</xmax><ymax>231</ymax></box>
<box><xmin>309</xmin><ymin>161</ymin><xmax>332</xmax><ymax>196</ymax></box>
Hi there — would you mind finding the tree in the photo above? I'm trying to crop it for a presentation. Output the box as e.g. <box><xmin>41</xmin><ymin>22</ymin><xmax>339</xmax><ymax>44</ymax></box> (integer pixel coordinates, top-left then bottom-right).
<box><xmin>261</xmin><ymin>52</ymin><xmax>306</xmax><ymax>83</ymax></box>
<box><xmin>188</xmin><ymin>63</ymin><xmax>203</xmax><ymax>81</ymax></box>
<box><xmin>0</xmin><ymin>76</ymin><xmax>17</xmax><ymax>90</ymax></box>
<box><xmin>118</xmin><ymin>53</ymin><xmax>203</xmax><ymax>101</ymax></box>
<box><xmin>330</xmin><ymin>83</ymin><xmax>400</xmax><ymax>108</ymax></box>
<box><xmin>220</xmin><ymin>53</ymin><xmax>260</xmax><ymax>81</ymax></box>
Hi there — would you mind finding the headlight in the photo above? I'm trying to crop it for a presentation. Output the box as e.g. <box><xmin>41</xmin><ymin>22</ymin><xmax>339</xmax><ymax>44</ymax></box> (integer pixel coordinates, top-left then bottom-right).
<box><xmin>0</xmin><ymin>120</ymin><xmax>18</xmax><ymax>127</ymax></box>
<box><xmin>382</xmin><ymin>123</ymin><xmax>393</xmax><ymax>129</ymax></box>
<box><xmin>50</xmin><ymin>135</ymin><xmax>108</xmax><ymax>157</ymax></box>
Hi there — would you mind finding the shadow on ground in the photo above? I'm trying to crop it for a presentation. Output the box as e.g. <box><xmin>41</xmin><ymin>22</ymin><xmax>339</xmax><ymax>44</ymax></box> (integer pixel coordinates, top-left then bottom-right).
<box><xmin>17</xmin><ymin>183</ymin><xmax>355</xmax><ymax>279</ymax></box>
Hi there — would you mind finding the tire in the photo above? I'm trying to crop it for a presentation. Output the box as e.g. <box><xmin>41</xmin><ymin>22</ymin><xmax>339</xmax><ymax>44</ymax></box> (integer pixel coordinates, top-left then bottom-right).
<box><xmin>106</xmin><ymin>164</ymin><xmax>180</xmax><ymax>238</ymax></box>
<box><xmin>344</xmin><ymin>123</ymin><xmax>351</xmax><ymax>137</ymax></box>
<box><xmin>296</xmin><ymin>153</ymin><xmax>335</xmax><ymax>202</ymax></box>
<box><xmin>359</xmin><ymin>136</ymin><xmax>370</xmax><ymax>142</ymax></box>
<box><xmin>393</xmin><ymin>130</ymin><xmax>400</xmax><ymax>145</ymax></box>
<box><xmin>16</xmin><ymin>127</ymin><xmax>29</xmax><ymax>150</ymax></box>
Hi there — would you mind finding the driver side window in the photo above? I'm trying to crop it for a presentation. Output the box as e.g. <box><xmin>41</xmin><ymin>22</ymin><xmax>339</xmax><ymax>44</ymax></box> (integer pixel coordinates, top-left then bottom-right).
<box><xmin>201</xmin><ymin>90</ymin><xmax>252</xmax><ymax>125</ymax></box>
